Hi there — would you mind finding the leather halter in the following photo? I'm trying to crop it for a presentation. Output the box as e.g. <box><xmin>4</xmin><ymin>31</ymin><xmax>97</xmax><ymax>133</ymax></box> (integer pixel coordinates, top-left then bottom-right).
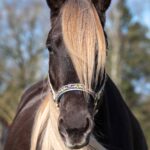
<box><xmin>48</xmin><ymin>73</ymin><xmax>107</xmax><ymax>110</ymax></box>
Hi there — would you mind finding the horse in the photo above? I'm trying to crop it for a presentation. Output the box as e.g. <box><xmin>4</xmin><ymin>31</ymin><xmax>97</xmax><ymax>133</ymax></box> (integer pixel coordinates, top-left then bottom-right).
<box><xmin>4</xmin><ymin>0</ymin><xmax>148</xmax><ymax>150</ymax></box>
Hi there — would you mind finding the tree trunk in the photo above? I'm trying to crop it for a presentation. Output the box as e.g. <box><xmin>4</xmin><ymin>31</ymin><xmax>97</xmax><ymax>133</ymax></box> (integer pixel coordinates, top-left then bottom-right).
<box><xmin>108</xmin><ymin>0</ymin><xmax>122</xmax><ymax>87</ymax></box>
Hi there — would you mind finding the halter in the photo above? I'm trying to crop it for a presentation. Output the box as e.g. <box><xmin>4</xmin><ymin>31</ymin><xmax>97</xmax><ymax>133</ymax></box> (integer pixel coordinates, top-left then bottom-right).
<box><xmin>48</xmin><ymin>73</ymin><xmax>107</xmax><ymax>111</ymax></box>
<box><xmin>54</xmin><ymin>84</ymin><xmax>95</xmax><ymax>102</ymax></box>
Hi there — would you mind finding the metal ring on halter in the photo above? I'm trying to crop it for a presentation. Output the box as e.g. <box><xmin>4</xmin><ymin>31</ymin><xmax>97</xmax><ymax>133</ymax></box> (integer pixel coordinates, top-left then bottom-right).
<box><xmin>55</xmin><ymin>84</ymin><xmax>96</xmax><ymax>103</ymax></box>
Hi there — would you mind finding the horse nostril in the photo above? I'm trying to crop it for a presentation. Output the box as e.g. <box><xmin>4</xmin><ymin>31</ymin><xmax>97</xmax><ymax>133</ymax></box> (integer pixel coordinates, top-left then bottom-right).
<box><xmin>58</xmin><ymin>117</ymin><xmax>67</xmax><ymax>138</ymax></box>
<box><xmin>59</xmin><ymin>117</ymin><xmax>64</xmax><ymax>125</ymax></box>
<box><xmin>85</xmin><ymin>116</ymin><xmax>93</xmax><ymax>134</ymax></box>
<box><xmin>85</xmin><ymin>118</ymin><xmax>90</xmax><ymax>131</ymax></box>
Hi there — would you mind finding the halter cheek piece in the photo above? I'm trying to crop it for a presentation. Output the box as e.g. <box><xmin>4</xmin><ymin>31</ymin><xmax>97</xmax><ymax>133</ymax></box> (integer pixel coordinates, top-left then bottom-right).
<box><xmin>48</xmin><ymin>74</ymin><xmax>107</xmax><ymax>112</ymax></box>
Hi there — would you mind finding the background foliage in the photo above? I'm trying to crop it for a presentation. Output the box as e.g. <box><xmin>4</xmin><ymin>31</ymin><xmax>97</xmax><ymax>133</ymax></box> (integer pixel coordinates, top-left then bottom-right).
<box><xmin>0</xmin><ymin>0</ymin><xmax>149</xmax><ymax>149</ymax></box>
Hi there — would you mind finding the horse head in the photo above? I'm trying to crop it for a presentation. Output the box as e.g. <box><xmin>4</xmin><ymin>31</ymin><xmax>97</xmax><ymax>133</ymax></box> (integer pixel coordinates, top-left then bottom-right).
<box><xmin>46</xmin><ymin>0</ymin><xmax>111</xmax><ymax>148</ymax></box>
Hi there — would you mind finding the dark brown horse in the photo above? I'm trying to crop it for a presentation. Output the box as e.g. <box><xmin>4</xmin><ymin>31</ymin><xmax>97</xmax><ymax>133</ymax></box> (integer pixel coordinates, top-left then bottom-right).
<box><xmin>4</xmin><ymin>0</ymin><xmax>148</xmax><ymax>150</ymax></box>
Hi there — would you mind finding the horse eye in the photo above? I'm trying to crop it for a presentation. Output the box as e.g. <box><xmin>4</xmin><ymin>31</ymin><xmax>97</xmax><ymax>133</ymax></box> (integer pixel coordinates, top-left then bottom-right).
<box><xmin>47</xmin><ymin>45</ymin><xmax>54</xmax><ymax>54</ymax></box>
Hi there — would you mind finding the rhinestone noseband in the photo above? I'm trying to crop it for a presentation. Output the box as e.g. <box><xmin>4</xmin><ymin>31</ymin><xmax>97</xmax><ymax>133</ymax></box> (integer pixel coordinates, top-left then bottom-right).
<box><xmin>55</xmin><ymin>84</ymin><xmax>95</xmax><ymax>102</ymax></box>
<box><xmin>48</xmin><ymin>74</ymin><xmax>107</xmax><ymax>106</ymax></box>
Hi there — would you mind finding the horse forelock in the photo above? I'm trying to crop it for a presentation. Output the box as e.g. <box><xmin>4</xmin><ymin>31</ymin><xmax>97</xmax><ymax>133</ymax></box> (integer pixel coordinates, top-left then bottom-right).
<box><xmin>61</xmin><ymin>0</ymin><xmax>106</xmax><ymax>90</ymax></box>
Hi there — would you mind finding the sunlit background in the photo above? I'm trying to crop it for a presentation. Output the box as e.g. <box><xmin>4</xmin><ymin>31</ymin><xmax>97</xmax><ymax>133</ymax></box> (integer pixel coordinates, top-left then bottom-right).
<box><xmin>0</xmin><ymin>0</ymin><xmax>150</xmax><ymax>149</ymax></box>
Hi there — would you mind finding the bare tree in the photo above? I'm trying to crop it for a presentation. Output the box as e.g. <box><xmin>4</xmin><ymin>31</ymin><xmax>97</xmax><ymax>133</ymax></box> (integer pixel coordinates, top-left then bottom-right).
<box><xmin>0</xmin><ymin>0</ymin><xmax>49</xmax><ymax>148</ymax></box>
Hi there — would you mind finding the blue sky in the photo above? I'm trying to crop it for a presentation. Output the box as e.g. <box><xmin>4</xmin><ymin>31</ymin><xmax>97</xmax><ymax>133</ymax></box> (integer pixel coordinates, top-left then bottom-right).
<box><xmin>0</xmin><ymin>0</ymin><xmax>149</xmax><ymax>31</ymax></box>
<box><xmin>127</xmin><ymin>0</ymin><xmax>150</xmax><ymax>32</ymax></box>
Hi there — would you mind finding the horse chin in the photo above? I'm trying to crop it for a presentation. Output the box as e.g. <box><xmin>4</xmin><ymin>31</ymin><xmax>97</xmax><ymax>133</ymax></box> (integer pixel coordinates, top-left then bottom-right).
<box><xmin>61</xmin><ymin>133</ymin><xmax>90</xmax><ymax>149</ymax></box>
<box><xmin>65</xmin><ymin>141</ymin><xmax>89</xmax><ymax>149</ymax></box>
<box><xmin>66</xmin><ymin>143</ymin><xmax>88</xmax><ymax>149</ymax></box>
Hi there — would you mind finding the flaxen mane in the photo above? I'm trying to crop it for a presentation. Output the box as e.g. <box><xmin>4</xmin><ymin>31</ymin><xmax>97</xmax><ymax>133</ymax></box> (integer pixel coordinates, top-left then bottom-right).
<box><xmin>62</xmin><ymin>0</ymin><xmax>106</xmax><ymax>90</ymax></box>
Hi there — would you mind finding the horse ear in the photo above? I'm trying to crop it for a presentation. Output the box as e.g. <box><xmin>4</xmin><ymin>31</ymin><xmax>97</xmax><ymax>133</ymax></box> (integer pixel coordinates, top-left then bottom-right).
<box><xmin>46</xmin><ymin>0</ymin><xmax>65</xmax><ymax>11</ymax></box>
<box><xmin>93</xmin><ymin>0</ymin><xmax>111</xmax><ymax>12</ymax></box>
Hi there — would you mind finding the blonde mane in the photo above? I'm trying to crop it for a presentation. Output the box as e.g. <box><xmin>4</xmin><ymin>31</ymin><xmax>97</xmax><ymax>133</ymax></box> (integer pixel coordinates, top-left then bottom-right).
<box><xmin>30</xmin><ymin>0</ymin><xmax>106</xmax><ymax>149</ymax></box>
<box><xmin>61</xmin><ymin>0</ymin><xmax>106</xmax><ymax>90</ymax></box>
